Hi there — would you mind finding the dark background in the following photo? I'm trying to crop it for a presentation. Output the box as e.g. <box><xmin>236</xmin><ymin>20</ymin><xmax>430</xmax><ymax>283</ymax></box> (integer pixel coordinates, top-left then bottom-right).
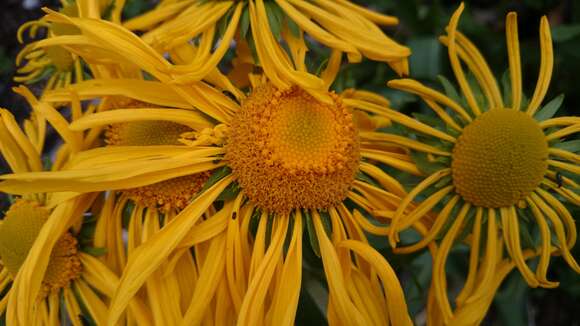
<box><xmin>0</xmin><ymin>0</ymin><xmax>578</xmax><ymax>325</ymax></box>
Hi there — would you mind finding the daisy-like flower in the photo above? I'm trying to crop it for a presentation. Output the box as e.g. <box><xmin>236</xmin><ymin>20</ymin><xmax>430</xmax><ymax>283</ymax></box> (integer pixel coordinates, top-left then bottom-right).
<box><xmin>122</xmin><ymin>0</ymin><xmax>411</xmax><ymax>89</ymax></box>
<box><xmin>383</xmin><ymin>3</ymin><xmax>579</xmax><ymax>324</ymax></box>
<box><xmin>0</xmin><ymin>93</ymin><xmax>152</xmax><ymax>326</ymax></box>
<box><xmin>0</xmin><ymin>58</ymin><xmax>419</xmax><ymax>325</ymax></box>
<box><xmin>15</xmin><ymin>3</ymin><xmax>86</xmax><ymax>93</ymax></box>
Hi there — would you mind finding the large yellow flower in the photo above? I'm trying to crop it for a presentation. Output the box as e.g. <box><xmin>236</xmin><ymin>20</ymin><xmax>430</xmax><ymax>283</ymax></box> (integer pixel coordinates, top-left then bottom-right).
<box><xmin>0</xmin><ymin>64</ymin><xmax>419</xmax><ymax>325</ymax></box>
<box><xmin>383</xmin><ymin>3</ymin><xmax>579</xmax><ymax>324</ymax></box>
<box><xmin>0</xmin><ymin>92</ymin><xmax>152</xmax><ymax>326</ymax></box>
<box><xmin>120</xmin><ymin>0</ymin><xmax>410</xmax><ymax>89</ymax></box>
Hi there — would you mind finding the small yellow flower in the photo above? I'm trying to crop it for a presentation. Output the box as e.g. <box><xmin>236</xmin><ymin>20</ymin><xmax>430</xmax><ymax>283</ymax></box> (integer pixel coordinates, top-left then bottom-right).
<box><xmin>0</xmin><ymin>98</ymin><xmax>151</xmax><ymax>325</ymax></box>
<box><xmin>14</xmin><ymin>4</ymin><xmax>85</xmax><ymax>93</ymax></box>
<box><xmin>384</xmin><ymin>3</ymin><xmax>579</xmax><ymax>324</ymax></box>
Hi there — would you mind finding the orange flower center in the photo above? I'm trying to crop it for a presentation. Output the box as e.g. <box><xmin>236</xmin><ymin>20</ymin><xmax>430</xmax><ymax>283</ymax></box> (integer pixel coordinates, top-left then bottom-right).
<box><xmin>225</xmin><ymin>84</ymin><xmax>360</xmax><ymax>214</ymax></box>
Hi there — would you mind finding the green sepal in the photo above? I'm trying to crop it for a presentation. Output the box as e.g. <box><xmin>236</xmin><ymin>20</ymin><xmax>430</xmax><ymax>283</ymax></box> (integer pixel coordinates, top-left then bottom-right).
<box><xmin>81</xmin><ymin>246</ymin><xmax>108</xmax><ymax>257</ymax></box>
<box><xmin>304</xmin><ymin>210</ymin><xmax>320</xmax><ymax>257</ymax></box>
<box><xmin>553</xmin><ymin>139</ymin><xmax>580</xmax><ymax>153</ymax></box>
<box><xmin>199</xmin><ymin>166</ymin><xmax>232</xmax><ymax>194</ymax></box>
<box><xmin>437</xmin><ymin>75</ymin><xmax>462</xmax><ymax>105</ymax></box>
<box><xmin>265</xmin><ymin>2</ymin><xmax>284</xmax><ymax>41</ymax></box>
<box><xmin>240</xmin><ymin>5</ymin><xmax>251</xmax><ymax>41</ymax></box>
<box><xmin>216</xmin><ymin>181</ymin><xmax>241</xmax><ymax>202</ymax></box>
<box><xmin>410</xmin><ymin>151</ymin><xmax>447</xmax><ymax>175</ymax></box>
<box><xmin>534</xmin><ymin>94</ymin><xmax>564</xmax><ymax>121</ymax></box>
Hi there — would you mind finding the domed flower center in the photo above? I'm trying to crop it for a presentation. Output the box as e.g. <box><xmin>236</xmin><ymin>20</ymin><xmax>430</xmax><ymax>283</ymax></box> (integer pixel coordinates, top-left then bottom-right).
<box><xmin>451</xmin><ymin>109</ymin><xmax>548</xmax><ymax>208</ymax></box>
<box><xmin>106</xmin><ymin>99</ymin><xmax>209</xmax><ymax>211</ymax></box>
<box><xmin>225</xmin><ymin>84</ymin><xmax>360</xmax><ymax>214</ymax></box>
<box><xmin>0</xmin><ymin>200</ymin><xmax>81</xmax><ymax>295</ymax></box>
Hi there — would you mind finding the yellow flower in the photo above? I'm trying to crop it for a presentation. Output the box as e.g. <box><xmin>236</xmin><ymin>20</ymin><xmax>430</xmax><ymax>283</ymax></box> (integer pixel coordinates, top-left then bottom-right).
<box><xmin>0</xmin><ymin>95</ymin><xmax>151</xmax><ymax>325</ymax></box>
<box><xmin>384</xmin><ymin>3</ymin><xmax>579</xmax><ymax>324</ymax></box>
<box><xmin>0</xmin><ymin>66</ymin><xmax>418</xmax><ymax>325</ymax></box>
<box><xmin>122</xmin><ymin>0</ymin><xmax>410</xmax><ymax>89</ymax></box>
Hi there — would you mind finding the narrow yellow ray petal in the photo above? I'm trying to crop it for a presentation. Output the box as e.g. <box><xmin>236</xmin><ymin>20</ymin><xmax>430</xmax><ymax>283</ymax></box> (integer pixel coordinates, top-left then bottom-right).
<box><xmin>80</xmin><ymin>254</ymin><xmax>153</xmax><ymax>326</ymax></box>
<box><xmin>238</xmin><ymin>215</ymin><xmax>290</xmax><ymax>325</ymax></box>
<box><xmin>501</xmin><ymin>206</ymin><xmax>540</xmax><ymax>287</ymax></box>
<box><xmin>399</xmin><ymin>185</ymin><xmax>455</xmax><ymax>230</ymax></box>
<box><xmin>526</xmin><ymin>198</ymin><xmax>559</xmax><ymax>287</ymax></box>
<box><xmin>107</xmin><ymin>176</ymin><xmax>233</xmax><ymax>326</ymax></box>
<box><xmin>360</xmin><ymin>132</ymin><xmax>451</xmax><ymax>156</ymax></box>
<box><xmin>275</xmin><ymin>0</ymin><xmax>361</xmax><ymax>61</ymax></box>
<box><xmin>455</xmin><ymin>31</ymin><xmax>503</xmax><ymax>108</ymax></box>
<box><xmin>0</xmin><ymin>118</ymin><xmax>30</xmax><ymax>173</ymax></box>
<box><xmin>43</xmin><ymin>79</ymin><xmax>192</xmax><ymax>108</ymax></box>
<box><xmin>123</xmin><ymin>1</ymin><xmax>195</xmax><ymax>31</ymax></box>
<box><xmin>312</xmin><ymin>211</ymin><xmax>367</xmax><ymax>325</ymax></box>
<box><xmin>181</xmin><ymin>232</ymin><xmax>227</xmax><ymax>325</ymax></box>
<box><xmin>344</xmin><ymin>98</ymin><xmax>457</xmax><ymax>143</ymax></box>
<box><xmin>531</xmin><ymin>193</ymin><xmax>580</xmax><ymax>273</ymax></box>
<box><xmin>359</xmin><ymin>162</ymin><xmax>406</xmax><ymax>198</ymax></box>
<box><xmin>74</xmin><ymin>280</ymin><xmax>109</xmax><ymax>325</ymax></box>
<box><xmin>334</xmin><ymin>0</ymin><xmax>398</xmax><ymax>25</ymax></box>
<box><xmin>527</xmin><ymin>17</ymin><xmax>554</xmax><ymax>116</ymax></box>
<box><xmin>456</xmin><ymin>208</ymin><xmax>483</xmax><ymax>304</ymax></box>
<box><xmin>14</xmin><ymin>86</ymin><xmax>82</xmax><ymax>152</ymax></box>
<box><xmin>424</xmin><ymin>99</ymin><xmax>463</xmax><ymax>131</ymax></box>
<box><xmin>0</xmin><ymin>110</ymin><xmax>42</xmax><ymax>171</ymax></box>
<box><xmin>339</xmin><ymin>240</ymin><xmax>413</xmax><ymax>326</ymax></box>
<box><xmin>446</xmin><ymin>3</ymin><xmax>481</xmax><ymax>116</ymax></box>
<box><xmin>388</xmin><ymin>78</ymin><xmax>472</xmax><ymax>123</ymax></box>
<box><xmin>70</xmin><ymin>108</ymin><xmax>213</xmax><ymax>131</ymax></box>
<box><xmin>170</xmin><ymin>3</ymin><xmax>242</xmax><ymax>83</ymax></box>
<box><xmin>394</xmin><ymin>195</ymin><xmax>460</xmax><ymax>254</ymax></box>
<box><xmin>548</xmin><ymin>159</ymin><xmax>580</xmax><ymax>175</ymax></box>
<box><xmin>549</xmin><ymin>148</ymin><xmax>580</xmax><ymax>164</ymax></box>
<box><xmin>360</xmin><ymin>149</ymin><xmax>422</xmax><ymax>176</ymax></box>
<box><xmin>389</xmin><ymin>169</ymin><xmax>451</xmax><ymax>246</ymax></box>
<box><xmin>545</xmin><ymin>124</ymin><xmax>580</xmax><ymax>142</ymax></box>
<box><xmin>433</xmin><ymin>202</ymin><xmax>470</xmax><ymax>323</ymax></box>
<box><xmin>63</xmin><ymin>286</ymin><xmax>83</xmax><ymax>326</ymax></box>
<box><xmin>539</xmin><ymin>116</ymin><xmax>580</xmax><ymax>128</ymax></box>
<box><xmin>506</xmin><ymin>12</ymin><xmax>522</xmax><ymax>110</ymax></box>
<box><xmin>536</xmin><ymin>188</ymin><xmax>577</xmax><ymax>248</ymax></box>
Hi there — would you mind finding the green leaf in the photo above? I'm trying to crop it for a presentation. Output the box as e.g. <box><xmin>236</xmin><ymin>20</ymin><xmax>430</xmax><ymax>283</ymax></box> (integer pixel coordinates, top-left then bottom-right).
<box><xmin>534</xmin><ymin>94</ymin><xmax>564</xmax><ymax>121</ymax></box>
<box><xmin>240</xmin><ymin>5</ymin><xmax>251</xmax><ymax>41</ymax></box>
<box><xmin>410</xmin><ymin>151</ymin><xmax>447</xmax><ymax>175</ymax></box>
<box><xmin>216</xmin><ymin>181</ymin><xmax>241</xmax><ymax>202</ymax></box>
<box><xmin>286</xmin><ymin>14</ymin><xmax>300</xmax><ymax>38</ymax></box>
<box><xmin>437</xmin><ymin>75</ymin><xmax>462</xmax><ymax>105</ymax></box>
<box><xmin>200</xmin><ymin>166</ymin><xmax>232</xmax><ymax>193</ymax></box>
<box><xmin>265</xmin><ymin>2</ymin><xmax>284</xmax><ymax>41</ymax></box>
<box><xmin>551</xmin><ymin>24</ymin><xmax>580</xmax><ymax>42</ymax></box>
<box><xmin>501</xmin><ymin>70</ymin><xmax>511</xmax><ymax>107</ymax></box>
<box><xmin>407</xmin><ymin>37</ymin><xmax>441</xmax><ymax>78</ymax></box>
<box><xmin>553</xmin><ymin>139</ymin><xmax>580</xmax><ymax>153</ymax></box>
<box><xmin>82</xmin><ymin>246</ymin><xmax>108</xmax><ymax>257</ymax></box>
<box><xmin>304</xmin><ymin>211</ymin><xmax>320</xmax><ymax>257</ymax></box>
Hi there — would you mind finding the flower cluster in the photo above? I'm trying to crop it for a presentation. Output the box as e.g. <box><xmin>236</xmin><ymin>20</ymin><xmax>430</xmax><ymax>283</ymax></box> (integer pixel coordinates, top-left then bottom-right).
<box><xmin>0</xmin><ymin>1</ymin><xmax>577</xmax><ymax>325</ymax></box>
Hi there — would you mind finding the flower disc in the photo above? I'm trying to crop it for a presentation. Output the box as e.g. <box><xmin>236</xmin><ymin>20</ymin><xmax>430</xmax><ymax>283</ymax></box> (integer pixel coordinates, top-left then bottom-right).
<box><xmin>106</xmin><ymin>99</ymin><xmax>209</xmax><ymax>211</ymax></box>
<box><xmin>0</xmin><ymin>200</ymin><xmax>81</xmax><ymax>294</ymax></box>
<box><xmin>451</xmin><ymin>109</ymin><xmax>548</xmax><ymax>208</ymax></box>
<box><xmin>226</xmin><ymin>84</ymin><xmax>360</xmax><ymax>214</ymax></box>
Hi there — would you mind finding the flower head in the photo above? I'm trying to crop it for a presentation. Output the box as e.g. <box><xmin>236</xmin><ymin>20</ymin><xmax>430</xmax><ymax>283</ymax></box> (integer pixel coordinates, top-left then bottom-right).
<box><xmin>384</xmin><ymin>3</ymin><xmax>580</xmax><ymax>324</ymax></box>
<box><xmin>1</xmin><ymin>62</ymin><xmax>416</xmax><ymax>325</ymax></box>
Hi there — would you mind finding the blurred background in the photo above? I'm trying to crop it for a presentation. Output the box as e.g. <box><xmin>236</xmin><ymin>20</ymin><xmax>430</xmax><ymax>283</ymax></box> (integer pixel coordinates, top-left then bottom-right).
<box><xmin>0</xmin><ymin>0</ymin><xmax>578</xmax><ymax>325</ymax></box>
